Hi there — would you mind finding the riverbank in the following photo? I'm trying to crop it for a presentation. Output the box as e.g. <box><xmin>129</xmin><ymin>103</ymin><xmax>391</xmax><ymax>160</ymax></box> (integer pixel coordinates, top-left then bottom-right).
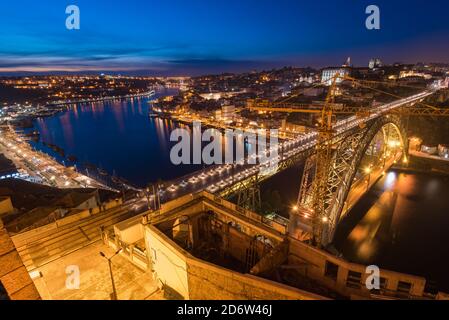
<box><xmin>391</xmin><ymin>153</ymin><xmax>449</xmax><ymax>176</ymax></box>
<box><xmin>48</xmin><ymin>89</ymin><xmax>156</xmax><ymax>107</ymax></box>
<box><xmin>0</xmin><ymin>126</ymin><xmax>116</xmax><ymax>191</ymax></box>
<box><xmin>15</xmin><ymin>89</ymin><xmax>192</xmax><ymax>188</ymax></box>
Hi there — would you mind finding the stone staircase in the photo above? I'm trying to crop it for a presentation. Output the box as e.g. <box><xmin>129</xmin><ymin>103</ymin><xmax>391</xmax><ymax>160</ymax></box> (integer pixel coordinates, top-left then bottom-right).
<box><xmin>12</xmin><ymin>206</ymin><xmax>138</xmax><ymax>272</ymax></box>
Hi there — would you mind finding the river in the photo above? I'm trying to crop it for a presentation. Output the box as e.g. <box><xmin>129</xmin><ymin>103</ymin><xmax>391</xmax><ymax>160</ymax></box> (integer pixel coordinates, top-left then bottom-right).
<box><xmin>26</xmin><ymin>89</ymin><xmax>205</xmax><ymax>187</ymax></box>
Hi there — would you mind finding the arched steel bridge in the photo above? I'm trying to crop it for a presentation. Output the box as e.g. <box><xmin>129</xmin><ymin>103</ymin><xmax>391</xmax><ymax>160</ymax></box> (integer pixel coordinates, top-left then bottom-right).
<box><xmin>154</xmin><ymin>90</ymin><xmax>434</xmax><ymax>245</ymax></box>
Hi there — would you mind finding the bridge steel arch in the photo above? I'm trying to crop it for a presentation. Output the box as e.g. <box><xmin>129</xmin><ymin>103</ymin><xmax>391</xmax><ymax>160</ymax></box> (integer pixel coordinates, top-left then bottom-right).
<box><xmin>315</xmin><ymin>115</ymin><xmax>408</xmax><ymax>246</ymax></box>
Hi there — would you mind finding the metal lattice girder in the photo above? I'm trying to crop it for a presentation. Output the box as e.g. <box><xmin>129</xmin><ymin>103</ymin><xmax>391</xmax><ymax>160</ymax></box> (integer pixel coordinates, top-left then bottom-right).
<box><xmin>320</xmin><ymin>115</ymin><xmax>407</xmax><ymax>245</ymax></box>
<box><xmin>237</xmin><ymin>174</ymin><xmax>261</xmax><ymax>212</ymax></box>
<box><xmin>249</xmin><ymin>102</ymin><xmax>449</xmax><ymax>117</ymax></box>
<box><xmin>297</xmin><ymin>155</ymin><xmax>316</xmax><ymax>209</ymax></box>
<box><xmin>294</xmin><ymin>125</ymin><xmax>368</xmax><ymax>222</ymax></box>
<box><xmin>294</xmin><ymin>115</ymin><xmax>407</xmax><ymax>246</ymax></box>
<box><xmin>219</xmin><ymin>143</ymin><xmax>316</xmax><ymax>199</ymax></box>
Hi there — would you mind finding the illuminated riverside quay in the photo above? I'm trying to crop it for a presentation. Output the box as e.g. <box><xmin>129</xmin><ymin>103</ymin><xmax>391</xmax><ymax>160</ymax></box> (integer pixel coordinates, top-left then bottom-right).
<box><xmin>0</xmin><ymin>128</ymin><xmax>111</xmax><ymax>190</ymax></box>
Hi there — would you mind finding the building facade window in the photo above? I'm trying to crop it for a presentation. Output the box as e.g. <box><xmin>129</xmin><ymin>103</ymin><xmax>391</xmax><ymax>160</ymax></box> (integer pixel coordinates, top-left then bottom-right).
<box><xmin>324</xmin><ymin>261</ymin><xmax>339</xmax><ymax>281</ymax></box>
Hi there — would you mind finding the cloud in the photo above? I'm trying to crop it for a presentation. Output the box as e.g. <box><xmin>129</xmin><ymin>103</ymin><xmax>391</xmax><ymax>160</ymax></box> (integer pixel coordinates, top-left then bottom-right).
<box><xmin>0</xmin><ymin>51</ymin><xmax>276</xmax><ymax>76</ymax></box>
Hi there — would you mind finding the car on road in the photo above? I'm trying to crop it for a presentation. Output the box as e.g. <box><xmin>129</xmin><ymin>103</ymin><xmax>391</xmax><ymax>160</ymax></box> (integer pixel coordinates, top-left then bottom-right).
<box><xmin>167</xmin><ymin>185</ymin><xmax>178</xmax><ymax>192</ymax></box>
<box><xmin>189</xmin><ymin>177</ymin><xmax>199</xmax><ymax>184</ymax></box>
<box><xmin>179</xmin><ymin>180</ymin><xmax>188</xmax><ymax>188</ymax></box>
<box><xmin>207</xmin><ymin>184</ymin><xmax>219</xmax><ymax>193</ymax></box>
<box><xmin>217</xmin><ymin>180</ymin><xmax>227</xmax><ymax>188</ymax></box>
<box><xmin>208</xmin><ymin>170</ymin><xmax>216</xmax><ymax>177</ymax></box>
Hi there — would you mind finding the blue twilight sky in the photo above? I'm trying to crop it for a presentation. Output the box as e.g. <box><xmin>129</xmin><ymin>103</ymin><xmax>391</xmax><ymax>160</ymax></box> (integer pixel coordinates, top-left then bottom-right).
<box><xmin>1</xmin><ymin>0</ymin><xmax>449</xmax><ymax>75</ymax></box>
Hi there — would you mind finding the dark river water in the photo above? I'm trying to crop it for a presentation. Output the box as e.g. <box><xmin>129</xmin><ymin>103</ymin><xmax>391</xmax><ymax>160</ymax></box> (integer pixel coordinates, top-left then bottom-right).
<box><xmin>28</xmin><ymin>93</ymin><xmax>449</xmax><ymax>292</ymax></box>
<box><xmin>27</xmin><ymin>89</ymin><xmax>205</xmax><ymax>187</ymax></box>
<box><xmin>334</xmin><ymin>170</ymin><xmax>449</xmax><ymax>292</ymax></box>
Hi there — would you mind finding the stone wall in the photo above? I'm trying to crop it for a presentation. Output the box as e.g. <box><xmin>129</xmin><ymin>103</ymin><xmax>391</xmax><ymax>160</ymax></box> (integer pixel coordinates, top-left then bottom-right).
<box><xmin>288</xmin><ymin>237</ymin><xmax>428</xmax><ymax>299</ymax></box>
<box><xmin>0</xmin><ymin>197</ymin><xmax>13</xmax><ymax>217</ymax></box>
<box><xmin>145</xmin><ymin>223</ymin><xmax>325</xmax><ymax>300</ymax></box>
<box><xmin>0</xmin><ymin>220</ymin><xmax>40</xmax><ymax>300</ymax></box>
<box><xmin>187</xmin><ymin>257</ymin><xmax>324</xmax><ymax>300</ymax></box>
<box><xmin>145</xmin><ymin>225</ymin><xmax>190</xmax><ymax>299</ymax></box>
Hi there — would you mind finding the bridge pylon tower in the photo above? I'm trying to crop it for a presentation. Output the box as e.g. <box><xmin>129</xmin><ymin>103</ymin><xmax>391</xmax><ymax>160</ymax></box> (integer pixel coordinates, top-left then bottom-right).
<box><xmin>310</xmin><ymin>75</ymin><xmax>340</xmax><ymax>247</ymax></box>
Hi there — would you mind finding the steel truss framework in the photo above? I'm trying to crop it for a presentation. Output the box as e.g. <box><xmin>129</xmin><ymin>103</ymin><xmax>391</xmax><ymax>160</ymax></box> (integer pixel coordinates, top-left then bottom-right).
<box><xmin>245</xmin><ymin>76</ymin><xmax>443</xmax><ymax>247</ymax></box>
<box><xmin>296</xmin><ymin>115</ymin><xmax>407</xmax><ymax>246</ymax></box>
<box><xmin>237</xmin><ymin>174</ymin><xmax>262</xmax><ymax>212</ymax></box>
<box><xmin>219</xmin><ymin>146</ymin><xmax>315</xmax><ymax>200</ymax></box>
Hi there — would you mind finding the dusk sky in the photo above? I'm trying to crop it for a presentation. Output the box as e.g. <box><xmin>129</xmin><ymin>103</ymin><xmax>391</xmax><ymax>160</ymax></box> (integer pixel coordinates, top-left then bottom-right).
<box><xmin>1</xmin><ymin>0</ymin><xmax>449</xmax><ymax>75</ymax></box>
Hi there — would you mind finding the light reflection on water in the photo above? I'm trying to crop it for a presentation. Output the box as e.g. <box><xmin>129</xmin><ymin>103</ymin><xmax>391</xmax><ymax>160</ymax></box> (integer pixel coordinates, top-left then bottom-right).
<box><xmin>27</xmin><ymin>90</ymin><xmax>252</xmax><ymax>188</ymax></box>
<box><xmin>334</xmin><ymin>170</ymin><xmax>449</xmax><ymax>291</ymax></box>
<box><xmin>27</xmin><ymin>90</ymin><xmax>204</xmax><ymax>187</ymax></box>
<box><xmin>384</xmin><ymin>171</ymin><xmax>397</xmax><ymax>189</ymax></box>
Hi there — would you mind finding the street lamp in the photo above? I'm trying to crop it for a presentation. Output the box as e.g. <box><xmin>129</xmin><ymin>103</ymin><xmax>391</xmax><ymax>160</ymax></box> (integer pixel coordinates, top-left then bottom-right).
<box><xmin>100</xmin><ymin>249</ymin><xmax>122</xmax><ymax>300</ymax></box>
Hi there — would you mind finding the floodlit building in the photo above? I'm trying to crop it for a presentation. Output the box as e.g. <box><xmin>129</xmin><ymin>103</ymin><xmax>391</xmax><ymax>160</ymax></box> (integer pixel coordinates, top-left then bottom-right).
<box><xmin>221</xmin><ymin>105</ymin><xmax>236</xmax><ymax>123</ymax></box>
<box><xmin>421</xmin><ymin>145</ymin><xmax>438</xmax><ymax>155</ymax></box>
<box><xmin>281</xmin><ymin>120</ymin><xmax>307</xmax><ymax>134</ymax></box>
<box><xmin>321</xmin><ymin>67</ymin><xmax>351</xmax><ymax>86</ymax></box>
<box><xmin>214</xmin><ymin>109</ymin><xmax>222</xmax><ymax>121</ymax></box>
<box><xmin>438</xmin><ymin>145</ymin><xmax>449</xmax><ymax>159</ymax></box>
<box><xmin>369</xmin><ymin>58</ymin><xmax>383</xmax><ymax>69</ymax></box>
<box><xmin>399</xmin><ymin>70</ymin><xmax>432</xmax><ymax>79</ymax></box>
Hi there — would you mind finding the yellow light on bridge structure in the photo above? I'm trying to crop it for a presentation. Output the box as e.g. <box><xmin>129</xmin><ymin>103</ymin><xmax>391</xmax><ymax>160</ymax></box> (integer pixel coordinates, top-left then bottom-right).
<box><xmin>364</xmin><ymin>166</ymin><xmax>372</xmax><ymax>174</ymax></box>
<box><xmin>388</xmin><ymin>140</ymin><xmax>401</xmax><ymax>148</ymax></box>
<box><xmin>322</xmin><ymin>216</ymin><xmax>329</xmax><ymax>223</ymax></box>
